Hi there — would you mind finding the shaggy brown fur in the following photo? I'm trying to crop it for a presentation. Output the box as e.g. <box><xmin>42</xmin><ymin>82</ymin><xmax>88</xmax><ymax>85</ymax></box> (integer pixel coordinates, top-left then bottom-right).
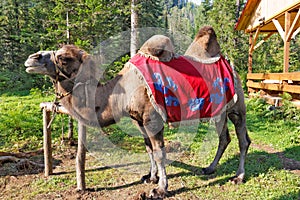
<box><xmin>139</xmin><ymin>34</ymin><xmax>175</xmax><ymax>62</ymax></box>
<box><xmin>185</xmin><ymin>26</ymin><xmax>221</xmax><ymax>59</ymax></box>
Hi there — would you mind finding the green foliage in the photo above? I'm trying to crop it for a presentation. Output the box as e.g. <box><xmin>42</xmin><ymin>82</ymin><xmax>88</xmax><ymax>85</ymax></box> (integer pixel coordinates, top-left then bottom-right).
<box><xmin>0</xmin><ymin>69</ymin><xmax>52</xmax><ymax>95</ymax></box>
<box><xmin>246</xmin><ymin>94</ymin><xmax>300</xmax><ymax>160</ymax></box>
<box><xmin>247</xmin><ymin>92</ymin><xmax>300</xmax><ymax>121</ymax></box>
<box><xmin>103</xmin><ymin>54</ymin><xmax>130</xmax><ymax>81</ymax></box>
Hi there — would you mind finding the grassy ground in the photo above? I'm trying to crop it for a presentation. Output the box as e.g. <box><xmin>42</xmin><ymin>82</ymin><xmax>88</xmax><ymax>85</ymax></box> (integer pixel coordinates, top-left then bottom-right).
<box><xmin>0</xmin><ymin>92</ymin><xmax>299</xmax><ymax>199</ymax></box>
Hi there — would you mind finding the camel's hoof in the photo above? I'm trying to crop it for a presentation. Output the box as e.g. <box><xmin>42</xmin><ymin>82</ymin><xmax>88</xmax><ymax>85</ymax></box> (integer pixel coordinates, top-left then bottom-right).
<box><xmin>201</xmin><ymin>167</ymin><xmax>215</xmax><ymax>175</ymax></box>
<box><xmin>141</xmin><ymin>174</ymin><xmax>159</xmax><ymax>184</ymax></box>
<box><xmin>229</xmin><ymin>176</ymin><xmax>243</xmax><ymax>184</ymax></box>
<box><xmin>149</xmin><ymin>188</ymin><xmax>166</xmax><ymax>199</ymax></box>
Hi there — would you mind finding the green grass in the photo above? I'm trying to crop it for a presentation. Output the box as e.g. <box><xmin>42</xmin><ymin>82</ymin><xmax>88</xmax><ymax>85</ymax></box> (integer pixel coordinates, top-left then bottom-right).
<box><xmin>0</xmin><ymin>93</ymin><xmax>299</xmax><ymax>199</ymax></box>
<box><xmin>0</xmin><ymin>89</ymin><xmax>71</xmax><ymax>152</ymax></box>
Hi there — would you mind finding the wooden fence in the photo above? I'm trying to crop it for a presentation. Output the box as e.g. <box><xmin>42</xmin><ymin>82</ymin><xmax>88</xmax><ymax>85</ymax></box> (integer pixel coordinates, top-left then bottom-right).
<box><xmin>247</xmin><ymin>72</ymin><xmax>300</xmax><ymax>106</ymax></box>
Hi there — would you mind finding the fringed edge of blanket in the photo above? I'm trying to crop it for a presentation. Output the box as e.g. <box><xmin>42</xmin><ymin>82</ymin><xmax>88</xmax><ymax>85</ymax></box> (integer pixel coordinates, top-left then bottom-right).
<box><xmin>137</xmin><ymin>51</ymin><xmax>180</xmax><ymax>62</ymax></box>
<box><xmin>184</xmin><ymin>54</ymin><xmax>221</xmax><ymax>64</ymax></box>
<box><xmin>125</xmin><ymin>62</ymin><xmax>168</xmax><ymax>122</ymax></box>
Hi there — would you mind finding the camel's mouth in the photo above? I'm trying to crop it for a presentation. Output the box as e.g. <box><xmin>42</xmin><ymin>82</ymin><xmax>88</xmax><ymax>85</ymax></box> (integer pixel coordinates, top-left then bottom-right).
<box><xmin>24</xmin><ymin>60</ymin><xmax>47</xmax><ymax>74</ymax></box>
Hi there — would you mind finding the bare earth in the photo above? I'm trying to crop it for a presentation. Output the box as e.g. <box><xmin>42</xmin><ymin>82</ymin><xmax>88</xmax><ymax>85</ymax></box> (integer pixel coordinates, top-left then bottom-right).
<box><xmin>0</xmin><ymin>142</ymin><xmax>299</xmax><ymax>200</ymax></box>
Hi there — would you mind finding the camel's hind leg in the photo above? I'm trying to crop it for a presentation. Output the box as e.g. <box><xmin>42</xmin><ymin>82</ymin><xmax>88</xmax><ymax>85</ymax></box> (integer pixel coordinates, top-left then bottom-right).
<box><xmin>202</xmin><ymin>112</ymin><xmax>231</xmax><ymax>175</ymax></box>
<box><xmin>228</xmin><ymin>110</ymin><xmax>251</xmax><ymax>184</ymax></box>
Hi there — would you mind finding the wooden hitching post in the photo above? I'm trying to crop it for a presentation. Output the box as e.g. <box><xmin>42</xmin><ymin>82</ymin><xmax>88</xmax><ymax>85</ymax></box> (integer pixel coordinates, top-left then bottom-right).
<box><xmin>76</xmin><ymin>122</ymin><xmax>86</xmax><ymax>191</ymax></box>
<box><xmin>43</xmin><ymin>108</ymin><xmax>53</xmax><ymax>176</ymax></box>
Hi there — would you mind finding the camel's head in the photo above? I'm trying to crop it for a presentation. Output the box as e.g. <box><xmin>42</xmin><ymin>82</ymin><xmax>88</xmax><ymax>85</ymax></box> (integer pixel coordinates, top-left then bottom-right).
<box><xmin>25</xmin><ymin>45</ymin><xmax>88</xmax><ymax>80</ymax></box>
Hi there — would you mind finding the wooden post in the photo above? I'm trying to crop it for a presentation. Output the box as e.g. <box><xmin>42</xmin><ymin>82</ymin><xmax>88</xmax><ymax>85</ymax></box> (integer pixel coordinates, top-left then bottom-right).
<box><xmin>68</xmin><ymin>116</ymin><xmax>74</xmax><ymax>140</ymax></box>
<box><xmin>43</xmin><ymin>108</ymin><xmax>53</xmax><ymax>176</ymax></box>
<box><xmin>248</xmin><ymin>32</ymin><xmax>253</xmax><ymax>73</ymax></box>
<box><xmin>76</xmin><ymin>122</ymin><xmax>86</xmax><ymax>191</ymax></box>
<box><xmin>284</xmin><ymin>11</ymin><xmax>291</xmax><ymax>73</ymax></box>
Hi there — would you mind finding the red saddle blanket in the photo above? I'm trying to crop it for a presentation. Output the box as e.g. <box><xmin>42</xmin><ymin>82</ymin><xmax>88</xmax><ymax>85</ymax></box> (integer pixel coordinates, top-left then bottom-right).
<box><xmin>129</xmin><ymin>54</ymin><xmax>237</xmax><ymax>123</ymax></box>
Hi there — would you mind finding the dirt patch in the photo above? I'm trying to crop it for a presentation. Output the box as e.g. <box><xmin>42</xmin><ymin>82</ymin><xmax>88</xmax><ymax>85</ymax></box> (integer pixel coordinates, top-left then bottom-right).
<box><xmin>251</xmin><ymin>143</ymin><xmax>300</xmax><ymax>176</ymax></box>
<box><xmin>0</xmin><ymin>142</ymin><xmax>299</xmax><ymax>200</ymax></box>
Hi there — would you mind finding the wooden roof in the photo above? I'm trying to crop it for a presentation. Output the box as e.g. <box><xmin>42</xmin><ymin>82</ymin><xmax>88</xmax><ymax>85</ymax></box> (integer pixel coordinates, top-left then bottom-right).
<box><xmin>236</xmin><ymin>0</ymin><xmax>300</xmax><ymax>33</ymax></box>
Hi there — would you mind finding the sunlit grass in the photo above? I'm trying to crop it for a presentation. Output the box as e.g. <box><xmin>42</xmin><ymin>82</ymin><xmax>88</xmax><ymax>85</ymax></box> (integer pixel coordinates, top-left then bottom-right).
<box><xmin>0</xmin><ymin>93</ymin><xmax>299</xmax><ymax>199</ymax></box>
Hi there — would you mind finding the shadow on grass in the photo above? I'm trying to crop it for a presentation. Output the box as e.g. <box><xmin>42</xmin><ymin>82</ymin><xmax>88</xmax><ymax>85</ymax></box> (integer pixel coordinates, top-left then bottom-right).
<box><xmin>273</xmin><ymin>191</ymin><xmax>300</xmax><ymax>200</ymax></box>
<box><xmin>80</xmin><ymin>145</ymin><xmax>300</xmax><ymax>198</ymax></box>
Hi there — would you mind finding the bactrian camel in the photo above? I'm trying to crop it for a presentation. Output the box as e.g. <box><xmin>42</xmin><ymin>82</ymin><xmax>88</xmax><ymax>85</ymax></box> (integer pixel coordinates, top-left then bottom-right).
<box><xmin>24</xmin><ymin>26</ymin><xmax>251</xmax><ymax>198</ymax></box>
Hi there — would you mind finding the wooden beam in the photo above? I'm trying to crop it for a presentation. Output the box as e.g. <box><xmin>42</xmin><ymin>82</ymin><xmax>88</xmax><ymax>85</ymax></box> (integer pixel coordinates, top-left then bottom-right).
<box><xmin>248</xmin><ymin>32</ymin><xmax>253</xmax><ymax>73</ymax></box>
<box><xmin>284</xmin><ymin>11</ymin><xmax>291</xmax><ymax>72</ymax></box>
<box><xmin>249</xmin><ymin>27</ymin><xmax>260</xmax><ymax>54</ymax></box>
<box><xmin>247</xmin><ymin>81</ymin><xmax>300</xmax><ymax>94</ymax></box>
<box><xmin>272</xmin><ymin>19</ymin><xmax>285</xmax><ymax>40</ymax></box>
<box><xmin>292</xmin><ymin>27</ymin><xmax>300</xmax><ymax>39</ymax></box>
<box><xmin>247</xmin><ymin>72</ymin><xmax>300</xmax><ymax>81</ymax></box>
<box><xmin>254</xmin><ymin>32</ymin><xmax>275</xmax><ymax>50</ymax></box>
<box><xmin>286</xmin><ymin>9</ymin><xmax>300</xmax><ymax>42</ymax></box>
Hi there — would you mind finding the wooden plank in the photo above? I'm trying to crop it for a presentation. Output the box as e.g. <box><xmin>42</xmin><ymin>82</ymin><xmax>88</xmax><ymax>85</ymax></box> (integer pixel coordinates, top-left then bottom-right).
<box><xmin>286</xmin><ymin>8</ymin><xmax>300</xmax><ymax>41</ymax></box>
<box><xmin>284</xmin><ymin>11</ymin><xmax>291</xmax><ymax>72</ymax></box>
<box><xmin>254</xmin><ymin>32</ymin><xmax>275</xmax><ymax>50</ymax></box>
<box><xmin>272</xmin><ymin>19</ymin><xmax>285</xmax><ymax>40</ymax></box>
<box><xmin>292</xmin><ymin>26</ymin><xmax>300</xmax><ymax>38</ymax></box>
<box><xmin>247</xmin><ymin>81</ymin><xmax>300</xmax><ymax>94</ymax></box>
<box><xmin>40</xmin><ymin>102</ymin><xmax>70</xmax><ymax>115</ymax></box>
<box><xmin>248</xmin><ymin>33</ymin><xmax>253</xmax><ymax>73</ymax></box>
<box><xmin>249</xmin><ymin>27</ymin><xmax>260</xmax><ymax>54</ymax></box>
<box><xmin>247</xmin><ymin>72</ymin><xmax>300</xmax><ymax>81</ymax></box>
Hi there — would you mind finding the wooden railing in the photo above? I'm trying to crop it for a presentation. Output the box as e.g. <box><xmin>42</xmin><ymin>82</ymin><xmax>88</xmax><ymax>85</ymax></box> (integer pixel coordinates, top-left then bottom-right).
<box><xmin>247</xmin><ymin>72</ymin><xmax>300</xmax><ymax>95</ymax></box>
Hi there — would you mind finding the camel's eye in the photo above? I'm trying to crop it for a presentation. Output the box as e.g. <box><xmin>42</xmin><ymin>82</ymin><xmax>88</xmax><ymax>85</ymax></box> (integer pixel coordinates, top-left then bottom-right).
<box><xmin>58</xmin><ymin>56</ymin><xmax>73</xmax><ymax>65</ymax></box>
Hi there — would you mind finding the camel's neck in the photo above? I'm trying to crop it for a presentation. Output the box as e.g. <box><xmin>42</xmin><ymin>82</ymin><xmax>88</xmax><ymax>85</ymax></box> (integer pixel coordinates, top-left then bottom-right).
<box><xmin>57</xmin><ymin>75</ymin><xmax>124</xmax><ymax>128</ymax></box>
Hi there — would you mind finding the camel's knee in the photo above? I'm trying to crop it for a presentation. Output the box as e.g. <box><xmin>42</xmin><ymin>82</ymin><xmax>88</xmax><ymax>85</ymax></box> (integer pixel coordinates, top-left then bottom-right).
<box><xmin>153</xmin><ymin>147</ymin><xmax>166</xmax><ymax>163</ymax></box>
<box><xmin>228</xmin><ymin>111</ymin><xmax>245</xmax><ymax>128</ymax></box>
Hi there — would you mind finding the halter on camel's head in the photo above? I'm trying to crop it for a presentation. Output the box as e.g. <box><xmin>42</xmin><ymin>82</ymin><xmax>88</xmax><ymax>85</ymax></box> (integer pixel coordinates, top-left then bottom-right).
<box><xmin>25</xmin><ymin>45</ymin><xmax>95</xmax><ymax>100</ymax></box>
<box><xmin>49</xmin><ymin>46</ymin><xmax>87</xmax><ymax>99</ymax></box>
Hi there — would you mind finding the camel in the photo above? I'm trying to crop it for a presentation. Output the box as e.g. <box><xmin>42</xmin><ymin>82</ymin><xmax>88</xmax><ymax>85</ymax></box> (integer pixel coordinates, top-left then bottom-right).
<box><xmin>24</xmin><ymin>26</ymin><xmax>251</xmax><ymax>198</ymax></box>
<box><xmin>185</xmin><ymin>26</ymin><xmax>251</xmax><ymax>180</ymax></box>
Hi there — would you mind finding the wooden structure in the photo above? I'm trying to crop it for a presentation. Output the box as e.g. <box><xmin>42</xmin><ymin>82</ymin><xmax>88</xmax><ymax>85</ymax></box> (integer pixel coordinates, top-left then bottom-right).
<box><xmin>40</xmin><ymin>102</ymin><xmax>86</xmax><ymax>190</ymax></box>
<box><xmin>235</xmin><ymin>0</ymin><xmax>300</xmax><ymax>99</ymax></box>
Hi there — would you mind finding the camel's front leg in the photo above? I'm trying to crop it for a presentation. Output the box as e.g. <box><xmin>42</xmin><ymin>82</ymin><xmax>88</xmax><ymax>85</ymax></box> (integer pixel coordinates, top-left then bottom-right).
<box><xmin>144</xmin><ymin>114</ymin><xmax>168</xmax><ymax>198</ymax></box>
<box><xmin>132</xmin><ymin>120</ymin><xmax>159</xmax><ymax>184</ymax></box>
<box><xmin>142</xmin><ymin>138</ymin><xmax>159</xmax><ymax>184</ymax></box>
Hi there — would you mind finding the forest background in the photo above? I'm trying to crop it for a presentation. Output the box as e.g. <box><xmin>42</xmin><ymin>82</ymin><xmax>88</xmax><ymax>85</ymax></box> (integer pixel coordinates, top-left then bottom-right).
<box><xmin>1</xmin><ymin>0</ymin><xmax>300</xmax><ymax>94</ymax></box>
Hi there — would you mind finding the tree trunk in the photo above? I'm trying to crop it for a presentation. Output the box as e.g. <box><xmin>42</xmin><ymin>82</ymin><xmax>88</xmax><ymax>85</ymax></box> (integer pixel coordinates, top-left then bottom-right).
<box><xmin>130</xmin><ymin>0</ymin><xmax>138</xmax><ymax>57</ymax></box>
